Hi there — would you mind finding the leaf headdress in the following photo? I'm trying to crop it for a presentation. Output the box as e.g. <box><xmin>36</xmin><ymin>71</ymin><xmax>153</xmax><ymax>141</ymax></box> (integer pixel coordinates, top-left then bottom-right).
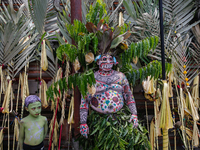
<box><xmin>85</xmin><ymin>19</ymin><xmax>131</xmax><ymax>57</ymax></box>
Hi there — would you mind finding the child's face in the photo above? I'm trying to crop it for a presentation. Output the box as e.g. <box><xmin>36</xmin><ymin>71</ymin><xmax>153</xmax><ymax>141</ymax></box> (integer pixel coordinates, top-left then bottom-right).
<box><xmin>27</xmin><ymin>101</ymin><xmax>41</xmax><ymax>118</ymax></box>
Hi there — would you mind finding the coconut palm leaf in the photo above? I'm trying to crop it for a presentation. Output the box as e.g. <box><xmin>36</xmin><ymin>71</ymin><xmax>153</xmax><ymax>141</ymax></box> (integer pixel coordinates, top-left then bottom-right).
<box><xmin>123</xmin><ymin>0</ymin><xmax>199</xmax><ymax>66</ymax></box>
<box><xmin>57</xmin><ymin>0</ymin><xmax>126</xmax><ymax>45</ymax></box>
<box><xmin>162</xmin><ymin>0</ymin><xmax>199</xmax><ymax>34</ymax></box>
<box><xmin>57</xmin><ymin>2</ymin><xmax>72</xmax><ymax>44</ymax></box>
<box><xmin>0</xmin><ymin>1</ymin><xmax>38</xmax><ymax>79</ymax></box>
<box><xmin>172</xmin><ymin>34</ymin><xmax>198</xmax><ymax>85</ymax></box>
<box><xmin>44</xmin><ymin>46</ymin><xmax>57</xmax><ymax>77</ymax></box>
<box><xmin>54</xmin><ymin>0</ymin><xmax>63</xmax><ymax>12</ymax></box>
<box><xmin>28</xmin><ymin>0</ymin><xmax>48</xmax><ymax>35</ymax></box>
<box><xmin>123</xmin><ymin>0</ymin><xmax>199</xmax><ymax>44</ymax></box>
<box><xmin>17</xmin><ymin>0</ymin><xmax>30</xmax><ymax>18</ymax></box>
<box><xmin>190</xmin><ymin>24</ymin><xmax>200</xmax><ymax>76</ymax></box>
<box><xmin>28</xmin><ymin>0</ymin><xmax>59</xmax><ymax>76</ymax></box>
<box><xmin>45</xmin><ymin>0</ymin><xmax>60</xmax><ymax>37</ymax></box>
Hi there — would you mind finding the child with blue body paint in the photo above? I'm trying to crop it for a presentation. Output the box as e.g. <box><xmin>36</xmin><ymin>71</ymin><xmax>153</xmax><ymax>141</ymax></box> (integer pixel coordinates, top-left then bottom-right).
<box><xmin>19</xmin><ymin>95</ymin><xmax>48</xmax><ymax>150</ymax></box>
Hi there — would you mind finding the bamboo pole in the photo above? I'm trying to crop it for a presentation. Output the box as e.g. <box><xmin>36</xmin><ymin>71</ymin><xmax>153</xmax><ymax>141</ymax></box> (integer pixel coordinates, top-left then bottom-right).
<box><xmin>71</xmin><ymin>0</ymin><xmax>82</xmax><ymax>139</ymax></box>
<box><xmin>8</xmin><ymin>111</ymin><xmax>9</xmax><ymax>150</ymax></box>
<box><xmin>48</xmin><ymin>97</ymin><xmax>60</xmax><ymax>150</ymax></box>
<box><xmin>154</xmin><ymin>101</ymin><xmax>159</xmax><ymax>149</ymax></box>
<box><xmin>145</xmin><ymin>101</ymin><xmax>150</xmax><ymax>139</ymax></box>
<box><xmin>159</xmin><ymin>82</ymin><xmax>173</xmax><ymax>150</ymax></box>
<box><xmin>172</xmin><ymin>97</ymin><xmax>176</xmax><ymax>150</ymax></box>
<box><xmin>174</xmin><ymin>79</ymin><xmax>187</xmax><ymax>148</ymax></box>
<box><xmin>163</xmin><ymin>129</ymin><xmax>168</xmax><ymax>150</ymax></box>
<box><xmin>0</xmin><ymin>66</ymin><xmax>2</xmax><ymax>104</ymax></box>
<box><xmin>169</xmin><ymin>71</ymin><xmax>176</xmax><ymax>150</ymax></box>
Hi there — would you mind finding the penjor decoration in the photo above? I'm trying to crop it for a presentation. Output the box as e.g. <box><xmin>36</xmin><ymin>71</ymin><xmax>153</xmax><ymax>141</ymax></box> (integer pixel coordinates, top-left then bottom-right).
<box><xmin>80</xmin><ymin>53</ymin><xmax>138</xmax><ymax>138</ymax></box>
<box><xmin>55</xmin><ymin>0</ymin><xmax>159</xmax><ymax>149</ymax></box>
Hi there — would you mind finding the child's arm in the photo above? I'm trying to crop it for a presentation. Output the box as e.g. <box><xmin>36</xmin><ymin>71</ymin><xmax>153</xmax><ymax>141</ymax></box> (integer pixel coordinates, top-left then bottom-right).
<box><xmin>19</xmin><ymin>120</ymin><xmax>25</xmax><ymax>150</ymax></box>
<box><xmin>44</xmin><ymin>117</ymin><xmax>48</xmax><ymax>139</ymax></box>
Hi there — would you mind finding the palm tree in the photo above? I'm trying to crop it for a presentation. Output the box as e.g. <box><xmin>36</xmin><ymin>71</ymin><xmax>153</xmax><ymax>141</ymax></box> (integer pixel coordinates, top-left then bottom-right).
<box><xmin>0</xmin><ymin>0</ymin><xmax>38</xmax><ymax>79</ymax></box>
<box><xmin>123</xmin><ymin>0</ymin><xmax>200</xmax><ymax>149</ymax></box>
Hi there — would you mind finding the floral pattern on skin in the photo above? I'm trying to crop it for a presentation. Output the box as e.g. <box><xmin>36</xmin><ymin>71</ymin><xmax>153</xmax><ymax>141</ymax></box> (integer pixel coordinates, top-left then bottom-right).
<box><xmin>80</xmin><ymin>55</ymin><xmax>138</xmax><ymax>138</ymax></box>
<box><xmin>80</xmin><ymin>124</ymin><xmax>89</xmax><ymax>138</ymax></box>
<box><xmin>130</xmin><ymin>114</ymin><xmax>138</xmax><ymax>128</ymax></box>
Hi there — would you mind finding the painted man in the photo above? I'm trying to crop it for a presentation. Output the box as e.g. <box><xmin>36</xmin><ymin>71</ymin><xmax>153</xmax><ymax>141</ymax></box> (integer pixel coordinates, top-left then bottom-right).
<box><xmin>19</xmin><ymin>95</ymin><xmax>48</xmax><ymax>150</ymax></box>
<box><xmin>80</xmin><ymin>53</ymin><xmax>138</xmax><ymax>138</ymax></box>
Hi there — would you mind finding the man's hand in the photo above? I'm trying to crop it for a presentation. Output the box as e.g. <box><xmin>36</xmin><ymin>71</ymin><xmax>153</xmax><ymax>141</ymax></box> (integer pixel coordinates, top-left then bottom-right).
<box><xmin>129</xmin><ymin>114</ymin><xmax>138</xmax><ymax>128</ymax></box>
<box><xmin>80</xmin><ymin>124</ymin><xmax>89</xmax><ymax>138</ymax></box>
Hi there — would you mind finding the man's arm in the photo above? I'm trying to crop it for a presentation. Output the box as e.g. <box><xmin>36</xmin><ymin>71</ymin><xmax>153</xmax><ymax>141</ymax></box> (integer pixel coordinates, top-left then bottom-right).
<box><xmin>19</xmin><ymin>120</ymin><xmax>25</xmax><ymax>150</ymax></box>
<box><xmin>122</xmin><ymin>75</ymin><xmax>137</xmax><ymax>115</ymax></box>
<box><xmin>80</xmin><ymin>94</ymin><xmax>91</xmax><ymax>138</ymax></box>
<box><xmin>44</xmin><ymin>117</ymin><xmax>48</xmax><ymax>139</ymax></box>
<box><xmin>80</xmin><ymin>95</ymin><xmax>89</xmax><ymax>124</ymax></box>
<box><xmin>122</xmin><ymin>75</ymin><xmax>138</xmax><ymax>127</ymax></box>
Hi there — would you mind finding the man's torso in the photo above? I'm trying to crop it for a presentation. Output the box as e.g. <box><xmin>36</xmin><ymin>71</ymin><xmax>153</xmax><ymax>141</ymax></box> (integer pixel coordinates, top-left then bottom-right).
<box><xmin>90</xmin><ymin>70</ymin><xmax>125</xmax><ymax>113</ymax></box>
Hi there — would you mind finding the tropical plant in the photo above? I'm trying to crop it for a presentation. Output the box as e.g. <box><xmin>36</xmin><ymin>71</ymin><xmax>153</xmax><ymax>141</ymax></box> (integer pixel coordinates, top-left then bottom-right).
<box><xmin>123</xmin><ymin>0</ymin><xmax>200</xmax><ymax>60</ymax></box>
<box><xmin>28</xmin><ymin>0</ymin><xmax>59</xmax><ymax>77</ymax></box>
<box><xmin>78</xmin><ymin>106</ymin><xmax>151</xmax><ymax>150</ymax></box>
<box><xmin>54</xmin><ymin>0</ymin><xmax>162</xmax><ymax>96</ymax></box>
<box><xmin>123</xmin><ymin>0</ymin><xmax>200</xmax><ymax>149</ymax></box>
<box><xmin>0</xmin><ymin>0</ymin><xmax>38</xmax><ymax>79</ymax></box>
<box><xmin>46</xmin><ymin>1</ymin><xmax>164</xmax><ymax>150</ymax></box>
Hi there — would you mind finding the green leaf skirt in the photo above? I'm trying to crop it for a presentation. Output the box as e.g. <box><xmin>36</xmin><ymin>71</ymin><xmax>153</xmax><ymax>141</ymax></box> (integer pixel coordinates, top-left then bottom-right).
<box><xmin>77</xmin><ymin>106</ymin><xmax>151</xmax><ymax>150</ymax></box>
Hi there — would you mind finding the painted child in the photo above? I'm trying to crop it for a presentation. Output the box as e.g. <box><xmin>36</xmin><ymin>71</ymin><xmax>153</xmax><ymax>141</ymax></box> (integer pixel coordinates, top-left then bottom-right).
<box><xmin>19</xmin><ymin>95</ymin><xmax>48</xmax><ymax>150</ymax></box>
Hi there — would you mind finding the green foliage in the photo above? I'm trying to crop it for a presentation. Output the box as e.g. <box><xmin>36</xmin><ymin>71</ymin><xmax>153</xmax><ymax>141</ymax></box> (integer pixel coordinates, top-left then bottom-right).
<box><xmin>56</xmin><ymin>44</ymin><xmax>77</xmax><ymax>62</ymax></box>
<box><xmin>77</xmin><ymin>106</ymin><xmax>151</xmax><ymax>150</ymax></box>
<box><xmin>68</xmin><ymin>70</ymin><xmax>96</xmax><ymax>97</ymax></box>
<box><xmin>55</xmin><ymin>0</ymin><xmax>161</xmax><ymax>106</ymax></box>
<box><xmin>121</xmin><ymin>36</ymin><xmax>159</xmax><ymax>68</ymax></box>
<box><xmin>65</xmin><ymin>19</ymin><xmax>87</xmax><ymax>42</ymax></box>
<box><xmin>124</xmin><ymin>60</ymin><xmax>172</xmax><ymax>86</ymax></box>
<box><xmin>86</xmin><ymin>0</ymin><xmax>109</xmax><ymax>25</ymax></box>
<box><xmin>46</xmin><ymin>70</ymin><xmax>96</xmax><ymax>101</ymax></box>
<box><xmin>120</xmin><ymin>35</ymin><xmax>159</xmax><ymax>67</ymax></box>
<box><xmin>46</xmin><ymin>77</ymin><xmax>68</xmax><ymax>101</ymax></box>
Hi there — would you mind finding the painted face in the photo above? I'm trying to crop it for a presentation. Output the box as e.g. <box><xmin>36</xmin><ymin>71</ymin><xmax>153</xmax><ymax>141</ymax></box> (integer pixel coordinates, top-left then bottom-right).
<box><xmin>98</xmin><ymin>54</ymin><xmax>114</xmax><ymax>71</ymax></box>
<box><xmin>27</xmin><ymin>101</ymin><xmax>41</xmax><ymax>118</ymax></box>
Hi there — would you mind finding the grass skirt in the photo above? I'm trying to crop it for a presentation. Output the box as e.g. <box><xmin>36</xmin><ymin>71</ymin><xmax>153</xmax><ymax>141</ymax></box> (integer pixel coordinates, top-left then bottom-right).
<box><xmin>77</xmin><ymin>106</ymin><xmax>151</xmax><ymax>150</ymax></box>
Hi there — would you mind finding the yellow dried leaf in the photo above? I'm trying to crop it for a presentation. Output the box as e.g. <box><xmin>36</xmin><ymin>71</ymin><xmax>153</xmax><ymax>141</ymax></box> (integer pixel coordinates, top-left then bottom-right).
<box><xmin>142</xmin><ymin>76</ymin><xmax>151</xmax><ymax>94</ymax></box>
<box><xmin>19</xmin><ymin>36</ymin><xmax>30</xmax><ymax>54</ymax></box>
<box><xmin>159</xmin><ymin>81</ymin><xmax>173</xmax><ymax>129</ymax></box>
<box><xmin>193</xmin><ymin>122</ymin><xmax>199</xmax><ymax>147</ymax></box>
<box><xmin>0</xmin><ymin>129</ymin><xmax>4</xmax><ymax>145</ymax></box>
<box><xmin>180</xmin><ymin>126</ymin><xmax>193</xmax><ymax>141</ymax></box>
<box><xmin>73</xmin><ymin>58</ymin><xmax>80</xmax><ymax>72</ymax></box>
<box><xmin>87</xmin><ymin>84</ymin><xmax>96</xmax><ymax>96</ymax></box>
<box><xmin>168</xmin><ymin>71</ymin><xmax>173</xmax><ymax>97</ymax></box>
<box><xmin>2</xmin><ymin>80</ymin><xmax>12</xmax><ymax>113</ymax></box>
<box><xmin>188</xmin><ymin>92</ymin><xmax>199</xmax><ymax>121</ymax></box>
<box><xmin>119</xmin><ymin>12</ymin><xmax>124</xmax><ymax>26</ymax></box>
<box><xmin>41</xmin><ymin>40</ymin><xmax>48</xmax><ymax>71</ymax></box>
<box><xmin>150</xmin><ymin>119</ymin><xmax>155</xmax><ymax>148</ymax></box>
<box><xmin>68</xmin><ymin>96</ymin><xmax>74</xmax><ymax>124</ymax></box>
<box><xmin>192</xmin><ymin>75</ymin><xmax>199</xmax><ymax>108</ymax></box>
<box><xmin>14</xmin><ymin>118</ymin><xmax>19</xmax><ymax>141</ymax></box>
<box><xmin>132</xmin><ymin>56</ymin><xmax>138</xmax><ymax>64</ymax></box>
<box><xmin>85</xmin><ymin>52</ymin><xmax>94</xmax><ymax>64</ymax></box>
<box><xmin>40</xmin><ymin>79</ymin><xmax>48</xmax><ymax>108</ymax></box>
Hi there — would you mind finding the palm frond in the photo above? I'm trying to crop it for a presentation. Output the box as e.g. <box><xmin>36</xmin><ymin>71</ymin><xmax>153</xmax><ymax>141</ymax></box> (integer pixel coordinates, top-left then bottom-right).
<box><xmin>163</xmin><ymin>0</ymin><xmax>200</xmax><ymax>34</ymax></box>
<box><xmin>29</xmin><ymin>0</ymin><xmax>48</xmax><ymax>35</ymax></box>
<box><xmin>172</xmin><ymin>34</ymin><xmax>198</xmax><ymax>85</ymax></box>
<box><xmin>45</xmin><ymin>0</ymin><xmax>59</xmax><ymax>38</ymax></box>
<box><xmin>0</xmin><ymin>1</ymin><xmax>38</xmax><ymax>79</ymax></box>
<box><xmin>28</xmin><ymin>0</ymin><xmax>58</xmax><ymax>77</ymax></box>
